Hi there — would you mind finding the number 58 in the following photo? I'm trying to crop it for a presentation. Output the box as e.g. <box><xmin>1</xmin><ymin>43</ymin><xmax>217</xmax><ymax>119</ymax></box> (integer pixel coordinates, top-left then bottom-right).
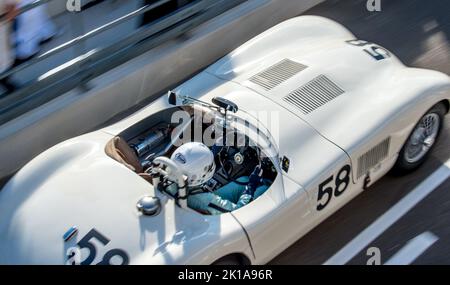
<box><xmin>317</xmin><ymin>165</ymin><xmax>351</xmax><ymax>211</ymax></box>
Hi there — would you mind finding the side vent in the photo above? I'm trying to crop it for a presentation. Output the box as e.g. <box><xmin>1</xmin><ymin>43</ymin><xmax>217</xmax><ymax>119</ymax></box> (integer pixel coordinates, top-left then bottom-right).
<box><xmin>283</xmin><ymin>75</ymin><xmax>344</xmax><ymax>114</ymax></box>
<box><xmin>249</xmin><ymin>59</ymin><xmax>307</xmax><ymax>91</ymax></box>
<box><xmin>357</xmin><ymin>137</ymin><xmax>391</xmax><ymax>179</ymax></box>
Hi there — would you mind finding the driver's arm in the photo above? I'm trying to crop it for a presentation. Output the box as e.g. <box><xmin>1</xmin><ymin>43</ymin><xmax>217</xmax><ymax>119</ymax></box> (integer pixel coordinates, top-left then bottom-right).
<box><xmin>188</xmin><ymin>192</ymin><xmax>252</xmax><ymax>215</ymax></box>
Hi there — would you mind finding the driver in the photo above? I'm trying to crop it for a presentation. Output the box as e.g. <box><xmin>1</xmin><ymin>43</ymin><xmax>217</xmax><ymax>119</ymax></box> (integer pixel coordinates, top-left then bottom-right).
<box><xmin>166</xmin><ymin>142</ymin><xmax>269</xmax><ymax>215</ymax></box>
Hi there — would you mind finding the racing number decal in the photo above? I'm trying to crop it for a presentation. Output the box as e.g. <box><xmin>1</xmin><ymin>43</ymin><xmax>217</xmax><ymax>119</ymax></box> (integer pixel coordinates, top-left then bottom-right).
<box><xmin>67</xmin><ymin>228</ymin><xmax>129</xmax><ymax>265</ymax></box>
<box><xmin>317</xmin><ymin>165</ymin><xmax>351</xmax><ymax>211</ymax></box>
<box><xmin>346</xmin><ymin>39</ymin><xmax>391</xmax><ymax>61</ymax></box>
<box><xmin>77</xmin><ymin>229</ymin><xmax>109</xmax><ymax>265</ymax></box>
<box><xmin>334</xmin><ymin>165</ymin><xmax>351</xmax><ymax>197</ymax></box>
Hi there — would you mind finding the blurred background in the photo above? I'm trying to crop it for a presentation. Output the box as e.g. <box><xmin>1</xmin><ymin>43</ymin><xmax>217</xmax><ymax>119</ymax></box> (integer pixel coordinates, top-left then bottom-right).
<box><xmin>0</xmin><ymin>0</ymin><xmax>199</xmax><ymax>95</ymax></box>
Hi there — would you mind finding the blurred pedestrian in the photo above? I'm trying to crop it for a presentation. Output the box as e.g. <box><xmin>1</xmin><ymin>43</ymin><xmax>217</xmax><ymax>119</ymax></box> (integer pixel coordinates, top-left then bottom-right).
<box><xmin>14</xmin><ymin>0</ymin><xmax>56</xmax><ymax>66</ymax></box>
<box><xmin>0</xmin><ymin>0</ymin><xmax>18</xmax><ymax>93</ymax></box>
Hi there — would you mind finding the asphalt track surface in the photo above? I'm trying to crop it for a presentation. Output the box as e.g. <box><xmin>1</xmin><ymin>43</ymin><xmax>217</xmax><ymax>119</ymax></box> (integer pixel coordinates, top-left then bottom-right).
<box><xmin>270</xmin><ymin>0</ymin><xmax>450</xmax><ymax>265</ymax></box>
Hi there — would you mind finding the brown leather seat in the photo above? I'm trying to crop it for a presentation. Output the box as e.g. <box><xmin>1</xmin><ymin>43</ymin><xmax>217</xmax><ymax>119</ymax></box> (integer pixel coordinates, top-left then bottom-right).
<box><xmin>105</xmin><ymin>136</ymin><xmax>209</xmax><ymax>214</ymax></box>
<box><xmin>105</xmin><ymin>136</ymin><xmax>152</xmax><ymax>182</ymax></box>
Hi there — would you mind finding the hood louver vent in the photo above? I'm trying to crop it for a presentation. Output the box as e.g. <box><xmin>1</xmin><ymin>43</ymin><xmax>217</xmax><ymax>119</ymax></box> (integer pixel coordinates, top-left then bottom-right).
<box><xmin>357</xmin><ymin>137</ymin><xmax>391</xmax><ymax>179</ymax></box>
<box><xmin>283</xmin><ymin>75</ymin><xmax>344</xmax><ymax>114</ymax></box>
<box><xmin>249</xmin><ymin>59</ymin><xmax>307</xmax><ymax>91</ymax></box>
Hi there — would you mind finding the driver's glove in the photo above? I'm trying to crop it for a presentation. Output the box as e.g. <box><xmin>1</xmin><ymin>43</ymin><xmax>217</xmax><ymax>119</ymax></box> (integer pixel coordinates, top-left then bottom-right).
<box><xmin>243</xmin><ymin>165</ymin><xmax>263</xmax><ymax>197</ymax></box>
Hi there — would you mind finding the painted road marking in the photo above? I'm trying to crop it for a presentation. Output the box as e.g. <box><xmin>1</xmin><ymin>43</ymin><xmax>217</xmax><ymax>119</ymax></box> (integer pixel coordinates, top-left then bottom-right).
<box><xmin>324</xmin><ymin>159</ymin><xmax>450</xmax><ymax>265</ymax></box>
<box><xmin>385</xmin><ymin>232</ymin><xmax>438</xmax><ymax>265</ymax></box>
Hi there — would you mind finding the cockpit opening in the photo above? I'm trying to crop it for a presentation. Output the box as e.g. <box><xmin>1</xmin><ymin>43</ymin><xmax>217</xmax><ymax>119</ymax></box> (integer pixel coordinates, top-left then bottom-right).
<box><xmin>106</xmin><ymin>96</ymin><xmax>279</xmax><ymax>215</ymax></box>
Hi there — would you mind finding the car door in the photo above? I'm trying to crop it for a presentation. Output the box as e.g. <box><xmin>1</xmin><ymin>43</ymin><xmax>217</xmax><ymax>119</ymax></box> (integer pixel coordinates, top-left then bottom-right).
<box><xmin>304</xmin><ymin>153</ymin><xmax>356</xmax><ymax>224</ymax></box>
<box><xmin>230</xmin><ymin>172</ymin><xmax>311</xmax><ymax>264</ymax></box>
<box><xmin>282</xmin><ymin>127</ymin><xmax>358</xmax><ymax>234</ymax></box>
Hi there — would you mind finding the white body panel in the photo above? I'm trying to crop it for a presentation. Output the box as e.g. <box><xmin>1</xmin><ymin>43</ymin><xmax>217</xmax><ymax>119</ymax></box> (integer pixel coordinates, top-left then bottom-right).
<box><xmin>0</xmin><ymin>132</ymin><xmax>251</xmax><ymax>265</ymax></box>
<box><xmin>0</xmin><ymin>16</ymin><xmax>449</xmax><ymax>265</ymax></box>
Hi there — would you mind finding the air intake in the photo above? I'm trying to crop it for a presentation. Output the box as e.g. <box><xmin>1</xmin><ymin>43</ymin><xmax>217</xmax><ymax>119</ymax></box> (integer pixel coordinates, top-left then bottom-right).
<box><xmin>249</xmin><ymin>59</ymin><xmax>307</xmax><ymax>91</ymax></box>
<box><xmin>283</xmin><ymin>75</ymin><xmax>345</xmax><ymax>114</ymax></box>
<box><xmin>357</xmin><ymin>137</ymin><xmax>391</xmax><ymax>179</ymax></box>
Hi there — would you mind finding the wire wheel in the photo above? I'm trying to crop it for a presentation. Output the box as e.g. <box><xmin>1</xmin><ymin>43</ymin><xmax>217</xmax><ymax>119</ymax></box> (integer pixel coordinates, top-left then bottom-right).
<box><xmin>404</xmin><ymin>113</ymin><xmax>440</xmax><ymax>164</ymax></box>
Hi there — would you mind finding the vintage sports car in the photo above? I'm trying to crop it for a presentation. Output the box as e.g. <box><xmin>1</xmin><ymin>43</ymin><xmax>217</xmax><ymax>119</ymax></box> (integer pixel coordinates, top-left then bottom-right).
<box><xmin>1</xmin><ymin>16</ymin><xmax>449</xmax><ymax>265</ymax></box>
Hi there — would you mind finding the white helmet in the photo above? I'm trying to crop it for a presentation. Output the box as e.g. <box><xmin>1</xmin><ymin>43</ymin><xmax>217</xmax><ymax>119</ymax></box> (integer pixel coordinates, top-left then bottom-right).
<box><xmin>170</xmin><ymin>142</ymin><xmax>216</xmax><ymax>187</ymax></box>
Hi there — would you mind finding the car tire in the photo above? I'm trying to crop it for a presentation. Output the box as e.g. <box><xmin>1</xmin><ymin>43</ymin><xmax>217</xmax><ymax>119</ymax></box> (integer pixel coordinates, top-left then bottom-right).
<box><xmin>393</xmin><ymin>103</ymin><xmax>446</xmax><ymax>175</ymax></box>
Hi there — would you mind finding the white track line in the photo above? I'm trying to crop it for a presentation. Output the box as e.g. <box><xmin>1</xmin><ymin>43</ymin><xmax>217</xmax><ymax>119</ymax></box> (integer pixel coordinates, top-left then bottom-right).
<box><xmin>385</xmin><ymin>232</ymin><xmax>438</xmax><ymax>265</ymax></box>
<box><xmin>324</xmin><ymin>159</ymin><xmax>450</xmax><ymax>265</ymax></box>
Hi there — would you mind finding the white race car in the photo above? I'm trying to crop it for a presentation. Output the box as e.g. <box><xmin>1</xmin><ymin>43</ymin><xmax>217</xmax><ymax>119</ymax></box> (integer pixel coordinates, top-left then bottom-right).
<box><xmin>1</xmin><ymin>16</ymin><xmax>449</xmax><ymax>265</ymax></box>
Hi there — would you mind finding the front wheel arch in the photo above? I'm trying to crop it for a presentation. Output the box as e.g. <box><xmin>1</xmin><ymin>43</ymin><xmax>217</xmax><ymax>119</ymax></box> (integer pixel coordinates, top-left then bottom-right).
<box><xmin>392</xmin><ymin>102</ymin><xmax>446</xmax><ymax>175</ymax></box>
<box><xmin>211</xmin><ymin>253</ymin><xmax>251</xmax><ymax>265</ymax></box>
<box><xmin>441</xmin><ymin>99</ymin><xmax>450</xmax><ymax>113</ymax></box>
